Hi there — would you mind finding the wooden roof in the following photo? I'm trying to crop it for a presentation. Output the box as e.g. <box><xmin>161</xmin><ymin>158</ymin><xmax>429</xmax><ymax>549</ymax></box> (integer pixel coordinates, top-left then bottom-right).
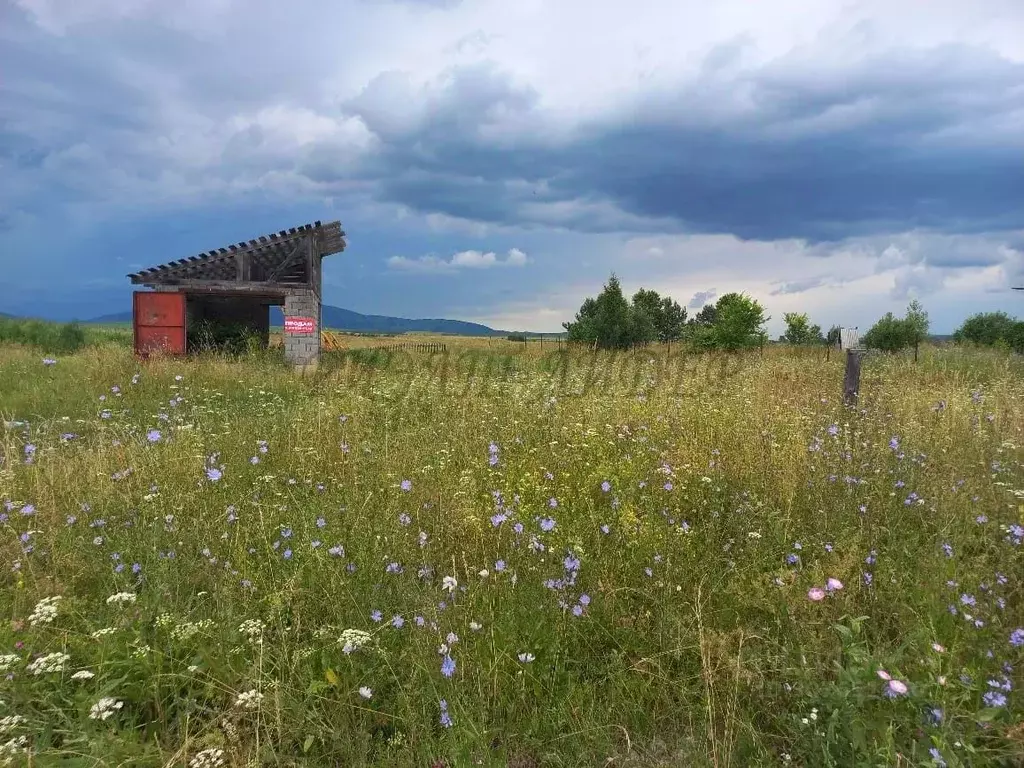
<box><xmin>128</xmin><ymin>220</ymin><xmax>344</xmax><ymax>286</ymax></box>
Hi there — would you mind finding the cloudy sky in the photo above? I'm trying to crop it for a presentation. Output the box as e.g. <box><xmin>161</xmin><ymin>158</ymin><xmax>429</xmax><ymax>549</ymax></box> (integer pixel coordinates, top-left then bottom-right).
<box><xmin>2</xmin><ymin>0</ymin><xmax>1023</xmax><ymax>333</ymax></box>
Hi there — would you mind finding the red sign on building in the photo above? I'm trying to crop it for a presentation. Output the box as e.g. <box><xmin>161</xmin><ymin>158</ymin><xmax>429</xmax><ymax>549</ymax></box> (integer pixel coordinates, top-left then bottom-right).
<box><xmin>284</xmin><ymin>316</ymin><xmax>316</xmax><ymax>334</ymax></box>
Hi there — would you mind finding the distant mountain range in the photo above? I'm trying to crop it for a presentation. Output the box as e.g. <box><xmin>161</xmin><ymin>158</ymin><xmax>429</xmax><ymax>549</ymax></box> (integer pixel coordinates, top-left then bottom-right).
<box><xmin>86</xmin><ymin>304</ymin><xmax>512</xmax><ymax>337</ymax></box>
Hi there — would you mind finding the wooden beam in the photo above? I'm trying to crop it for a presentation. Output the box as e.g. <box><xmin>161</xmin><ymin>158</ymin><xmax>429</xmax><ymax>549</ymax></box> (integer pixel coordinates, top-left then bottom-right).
<box><xmin>137</xmin><ymin>278</ymin><xmax>307</xmax><ymax>295</ymax></box>
<box><xmin>267</xmin><ymin>237</ymin><xmax>310</xmax><ymax>282</ymax></box>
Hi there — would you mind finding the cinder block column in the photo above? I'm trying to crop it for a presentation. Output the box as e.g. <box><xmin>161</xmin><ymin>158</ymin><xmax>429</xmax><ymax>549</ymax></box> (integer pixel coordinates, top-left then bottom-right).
<box><xmin>283</xmin><ymin>291</ymin><xmax>321</xmax><ymax>372</ymax></box>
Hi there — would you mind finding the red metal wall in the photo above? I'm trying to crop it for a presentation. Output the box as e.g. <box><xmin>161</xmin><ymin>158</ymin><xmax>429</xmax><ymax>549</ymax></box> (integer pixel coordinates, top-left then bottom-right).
<box><xmin>133</xmin><ymin>291</ymin><xmax>185</xmax><ymax>356</ymax></box>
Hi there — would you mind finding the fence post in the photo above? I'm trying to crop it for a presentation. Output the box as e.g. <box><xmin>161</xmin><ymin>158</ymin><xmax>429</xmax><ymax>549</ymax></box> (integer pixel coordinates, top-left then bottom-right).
<box><xmin>843</xmin><ymin>348</ymin><xmax>865</xmax><ymax>407</ymax></box>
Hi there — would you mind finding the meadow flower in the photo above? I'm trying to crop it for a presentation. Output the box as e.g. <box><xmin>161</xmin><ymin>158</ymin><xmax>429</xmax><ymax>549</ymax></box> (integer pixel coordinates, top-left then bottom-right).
<box><xmin>339</xmin><ymin>629</ymin><xmax>372</xmax><ymax>654</ymax></box>
<box><xmin>28</xmin><ymin>596</ymin><xmax>62</xmax><ymax>626</ymax></box>
<box><xmin>106</xmin><ymin>592</ymin><xmax>137</xmax><ymax>605</ymax></box>
<box><xmin>929</xmin><ymin>748</ymin><xmax>946</xmax><ymax>767</ymax></box>
<box><xmin>371</xmin><ymin>610</ymin><xmax>383</xmax><ymax>622</ymax></box>
<box><xmin>71</xmin><ymin>670</ymin><xmax>95</xmax><ymax>680</ymax></box>
<box><xmin>932</xmin><ymin>643</ymin><xmax>945</xmax><ymax>653</ymax></box>
<box><xmin>400</xmin><ymin>480</ymin><xmax>412</xmax><ymax>491</ymax></box>
<box><xmin>189</xmin><ymin>748</ymin><xmax>226</xmax><ymax>768</ymax></box>
<box><xmin>441</xmin><ymin>575</ymin><xmax>458</xmax><ymax>593</ymax></box>
<box><xmin>42</xmin><ymin>357</ymin><xmax>56</xmax><ymax>365</ymax></box>
<box><xmin>358</xmin><ymin>686</ymin><xmax>372</xmax><ymax>699</ymax></box>
<box><xmin>439</xmin><ymin>698</ymin><xmax>452</xmax><ymax>728</ymax></box>
<box><xmin>391</xmin><ymin>615</ymin><xmax>405</xmax><ymax>628</ymax></box>
<box><xmin>601</xmin><ymin>481</ymin><xmax>611</xmax><ymax>492</ymax></box>
<box><xmin>518</xmin><ymin>652</ymin><xmax>535</xmax><ymax>663</ymax></box>
<box><xmin>89</xmin><ymin>697</ymin><xmax>123</xmax><ymax>720</ymax></box>
<box><xmin>1010</xmin><ymin>628</ymin><xmax>1024</xmax><ymax>647</ymax></box>
<box><xmin>469</xmin><ymin>621</ymin><xmax>482</xmax><ymax>631</ymax></box>
<box><xmin>884</xmin><ymin>679</ymin><xmax>908</xmax><ymax>697</ymax></box>
<box><xmin>539</xmin><ymin>517</ymin><xmax>556</xmax><ymax>532</ymax></box>
<box><xmin>983</xmin><ymin>691</ymin><xmax>1007</xmax><ymax>708</ymax></box>
<box><xmin>440</xmin><ymin>654</ymin><xmax>456</xmax><ymax>678</ymax></box>
<box><xmin>27</xmin><ymin>652</ymin><xmax>69</xmax><ymax>675</ymax></box>
<box><xmin>0</xmin><ymin>655</ymin><xmax>20</xmax><ymax>672</ymax></box>
<box><xmin>234</xmin><ymin>689</ymin><xmax>264</xmax><ymax>710</ymax></box>
<box><xmin>826</xmin><ymin>578</ymin><xmax>843</xmax><ymax>592</ymax></box>
<box><xmin>146</xmin><ymin>430</ymin><xmax>162</xmax><ymax>443</ymax></box>
<box><xmin>0</xmin><ymin>715</ymin><xmax>26</xmax><ymax>735</ymax></box>
<box><xmin>205</xmin><ymin>467</ymin><xmax>222</xmax><ymax>482</ymax></box>
<box><xmin>238</xmin><ymin>619</ymin><xmax>265</xmax><ymax>643</ymax></box>
<box><xmin>807</xmin><ymin>588</ymin><xmax>826</xmax><ymax>602</ymax></box>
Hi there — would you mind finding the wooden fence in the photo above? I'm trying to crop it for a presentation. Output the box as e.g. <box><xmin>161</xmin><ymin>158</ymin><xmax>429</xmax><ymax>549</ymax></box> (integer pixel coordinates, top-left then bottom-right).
<box><xmin>374</xmin><ymin>342</ymin><xmax>447</xmax><ymax>353</ymax></box>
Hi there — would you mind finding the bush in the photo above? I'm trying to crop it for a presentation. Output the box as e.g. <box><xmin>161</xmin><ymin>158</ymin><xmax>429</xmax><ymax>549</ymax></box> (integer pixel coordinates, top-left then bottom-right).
<box><xmin>953</xmin><ymin>312</ymin><xmax>1024</xmax><ymax>352</ymax></box>
<box><xmin>0</xmin><ymin>317</ymin><xmax>88</xmax><ymax>353</ymax></box>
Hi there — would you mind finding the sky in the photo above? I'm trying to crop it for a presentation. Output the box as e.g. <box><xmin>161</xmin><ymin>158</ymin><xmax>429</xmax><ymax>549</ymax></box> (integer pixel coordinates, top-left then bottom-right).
<box><xmin>1</xmin><ymin>0</ymin><xmax>1023</xmax><ymax>334</ymax></box>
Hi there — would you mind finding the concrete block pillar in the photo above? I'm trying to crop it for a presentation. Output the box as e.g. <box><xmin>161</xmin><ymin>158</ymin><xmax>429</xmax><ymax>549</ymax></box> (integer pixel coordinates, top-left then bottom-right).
<box><xmin>283</xmin><ymin>291</ymin><xmax>321</xmax><ymax>372</ymax></box>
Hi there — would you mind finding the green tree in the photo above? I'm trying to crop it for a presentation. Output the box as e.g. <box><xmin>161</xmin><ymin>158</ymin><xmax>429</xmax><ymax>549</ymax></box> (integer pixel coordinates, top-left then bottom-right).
<box><xmin>563</xmin><ymin>274</ymin><xmax>634</xmax><ymax>349</ymax></box>
<box><xmin>905</xmin><ymin>299</ymin><xmax>930</xmax><ymax>347</ymax></box>
<box><xmin>630</xmin><ymin>288</ymin><xmax>663</xmax><ymax>345</ymax></box>
<box><xmin>863</xmin><ymin>301</ymin><xmax>930</xmax><ymax>353</ymax></box>
<box><xmin>782</xmin><ymin>312</ymin><xmax>824</xmax><ymax>345</ymax></box>
<box><xmin>690</xmin><ymin>304</ymin><xmax>718</xmax><ymax>327</ymax></box>
<box><xmin>712</xmin><ymin>293</ymin><xmax>768</xmax><ymax>350</ymax></box>
<box><xmin>632</xmin><ymin>289</ymin><xmax>688</xmax><ymax>343</ymax></box>
<box><xmin>952</xmin><ymin>312</ymin><xmax>1018</xmax><ymax>346</ymax></box>
<box><xmin>826</xmin><ymin>325</ymin><xmax>842</xmax><ymax>347</ymax></box>
<box><xmin>862</xmin><ymin>312</ymin><xmax>909</xmax><ymax>352</ymax></box>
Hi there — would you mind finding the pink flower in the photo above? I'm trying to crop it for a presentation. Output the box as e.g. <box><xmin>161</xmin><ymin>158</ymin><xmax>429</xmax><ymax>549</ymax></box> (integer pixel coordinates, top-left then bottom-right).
<box><xmin>887</xmin><ymin>679</ymin><xmax>908</xmax><ymax>696</ymax></box>
<box><xmin>876</xmin><ymin>669</ymin><xmax>891</xmax><ymax>681</ymax></box>
<box><xmin>931</xmin><ymin>643</ymin><xmax>945</xmax><ymax>653</ymax></box>
<box><xmin>807</xmin><ymin>587</ymin><xmax>826</xmax><ymax>602</ymax></box>
<box><xmin>826</xmin><ymin>578</ymin><xmax>844</xmax><ymax>591</ymax></box>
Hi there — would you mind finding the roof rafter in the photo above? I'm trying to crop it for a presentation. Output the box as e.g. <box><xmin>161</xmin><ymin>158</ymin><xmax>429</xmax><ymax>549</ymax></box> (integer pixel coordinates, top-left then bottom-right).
<box><xmin>127</xmin><ymin>220</ymin><xmax>345</xmax><ymax>287</ymax></box>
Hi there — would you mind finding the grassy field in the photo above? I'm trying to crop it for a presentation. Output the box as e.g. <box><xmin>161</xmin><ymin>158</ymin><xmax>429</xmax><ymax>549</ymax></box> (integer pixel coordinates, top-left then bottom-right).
<box><xmin>0</xmin><ymin>339</ymin><xmax>1022</xmax><ymax>766</ymax></box>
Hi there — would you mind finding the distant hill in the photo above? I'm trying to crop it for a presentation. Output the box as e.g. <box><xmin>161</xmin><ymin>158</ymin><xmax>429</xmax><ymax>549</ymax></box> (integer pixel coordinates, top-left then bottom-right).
<box><xmin>84</xmin><ymin>305</ymin><xmax>505</xmax><ymax>336</ymax></box>
<box><xmin>270</xmin><ymin>306</ymin><xmax>503</xmax><ymax>336</ymax></box>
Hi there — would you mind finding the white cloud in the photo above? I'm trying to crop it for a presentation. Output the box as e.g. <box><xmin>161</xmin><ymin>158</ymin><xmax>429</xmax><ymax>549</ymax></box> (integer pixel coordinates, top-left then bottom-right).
<box><xmin>387</xmin><ymin>248</ymin><xmax>529</xmax><ymax>272</ymax></box>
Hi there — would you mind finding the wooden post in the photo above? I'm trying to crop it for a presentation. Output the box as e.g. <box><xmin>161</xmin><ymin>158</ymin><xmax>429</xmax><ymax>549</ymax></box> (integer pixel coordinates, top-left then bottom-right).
<box><xmin>843</xmin><ymin>349</ymin><xmax>864</xmax><ymax>406</ymax></box>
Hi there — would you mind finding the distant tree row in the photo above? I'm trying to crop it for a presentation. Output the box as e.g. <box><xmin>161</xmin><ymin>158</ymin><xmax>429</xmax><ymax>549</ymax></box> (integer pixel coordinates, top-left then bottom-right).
<box><xmin>563</xmin><ymin>274</ymin><xmax>768</xmax><ymax>350</ymax></box>
<box><xmin>564</xmin><ymin>276</ymin><xmax>1023</xmax><ymax>356</ymax></box>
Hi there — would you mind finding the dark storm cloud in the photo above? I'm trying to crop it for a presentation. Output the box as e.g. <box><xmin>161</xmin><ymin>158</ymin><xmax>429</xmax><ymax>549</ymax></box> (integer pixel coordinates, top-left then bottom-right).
<box><xmin>331</xmin><ymin>45</ymin><xmax>1024</xmax><ymax>243</ymax></box>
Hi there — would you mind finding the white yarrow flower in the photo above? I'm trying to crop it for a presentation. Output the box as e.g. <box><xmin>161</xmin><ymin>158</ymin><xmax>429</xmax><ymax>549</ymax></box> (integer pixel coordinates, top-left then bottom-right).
<box><xmin>238</xmin><ymin>618</ymin><xmax>265</xmax><ymax>644</ymax></box>
<box><xmin>189</xmin><ymin>747</ymin><xmax>226</xmax><ymax>768</ymax></box>
<box><xmin>28</xmin><ymin>595</ymin><xmax>62</xmax><ymax>626</ymax></box>
<box><xmin>27</xmin><ymin>652</ymin><xmax>70</xmax><ymax>675</ymax></box>
<box><xmin>106</xmin><ymin>592</ymin><xmax>137</xmax><ymax>605</ymax></box>
<box><xmin>338</xmin><ymin>628</ymin><xmax>372</xmax><ymax>655</ymax></box>
<box><xmin>0</xmin><ymin>715</ymin><xmax>26</xmax><ymax>735</ymax></box>
<box><xmin>71</xmin><ymin>670</ymin><xmax>95</xmax><ymax>680</ymax></box>
<box><xmin>0</xmin><ymin>654</ymin><xmax>20</xmax><ymax>672</ymax></box>
<box><xmin>89</xmin><ymin>697</ymin><xmax>123</xmax><ymax>720</ymax></box>
<box><xmin>358</xmin><ymin>686</ymin><xmax>372</xmax><ymax>699</ymax></box>
<box><xmin>234</xmin><ymin>689</ymin><xmax>264</xmax><ymax>710</ymax></box>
